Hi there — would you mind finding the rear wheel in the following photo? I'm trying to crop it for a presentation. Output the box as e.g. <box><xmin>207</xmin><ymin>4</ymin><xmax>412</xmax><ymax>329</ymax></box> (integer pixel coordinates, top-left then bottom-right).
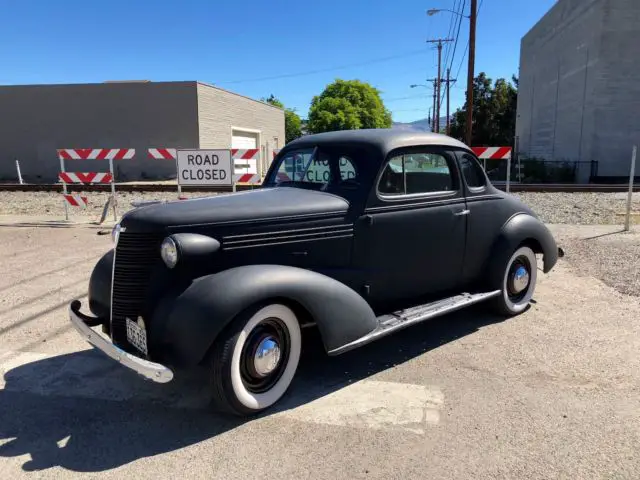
<box><xmin>210</xmin><ymin>303</ymin><xmax>301</xmax><ymax>416</ymax></box>
<box><xmin>489</xmin><ymin>246</ymin><xmax>537</xmax><ymax>316</ymax></box>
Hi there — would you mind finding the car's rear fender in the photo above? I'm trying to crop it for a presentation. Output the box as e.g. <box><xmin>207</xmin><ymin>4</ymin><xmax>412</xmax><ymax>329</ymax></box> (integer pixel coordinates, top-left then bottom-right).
<box><xmin>152</xmin><ymin>264</ymin><xmax>378</xmax><ymax>367</ymax></box>
<box><xmin>483</xmin><ymin>213</ymin><xmax>559</xmax><ymax>288</ymax></box>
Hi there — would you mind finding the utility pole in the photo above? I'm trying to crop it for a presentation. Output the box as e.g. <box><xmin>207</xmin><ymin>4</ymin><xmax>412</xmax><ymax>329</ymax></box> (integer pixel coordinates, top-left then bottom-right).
<box><xmin>466</xmin><ymin>0</ymin><xmax>478</xmax><ymax>146</ymax></box>
<box><xmin>441</xmin><ymin>68</ymin><xmax>457</xmax><ymax>135</ymax></box>
<box><xmin>427</xmin><ymin>38</ymin><xmax>453</xmax><ymax>133</ymax></box>
<box><xmin>426</xmin><ymin>78</ymin><xmax>439</xmax><ymax>132</ymax></box>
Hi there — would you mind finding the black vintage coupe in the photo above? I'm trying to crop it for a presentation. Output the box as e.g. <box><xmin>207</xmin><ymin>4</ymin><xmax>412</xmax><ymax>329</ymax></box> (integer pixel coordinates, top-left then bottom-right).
<box><xmin>70</xmin><ymin>129</ymin><xmax>562</xmax><ymax>416</ymax></box>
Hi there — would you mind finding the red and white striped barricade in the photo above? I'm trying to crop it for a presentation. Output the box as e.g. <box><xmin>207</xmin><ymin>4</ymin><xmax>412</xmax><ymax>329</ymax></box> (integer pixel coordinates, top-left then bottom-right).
<box><xmin>62</xmin><ymin>193</ymin><xmax>88</xmax><ymax>209</ymax></box>
<box><xmin>148</xmin><ymin>148</ymin><xmax>185</xmax><ymax>199</ymax></box>
<box><xmin>57</xmin><ymin>148</ymin><xmax>135</xmax><ymax>221</ymax></box>
<box><xmin>58</xmin><ymin>172</ymin><xmax>113</xmax><ymax>184</ymax></box>
<box><xmin>472</xmin><ymin>146</ymin><xmax>513</xmax><ymax>192</ymax></box>
<box><xmin>232</xmin><ymin>149</ymin><xmax>261</xmax><ymax>189</ymax></box>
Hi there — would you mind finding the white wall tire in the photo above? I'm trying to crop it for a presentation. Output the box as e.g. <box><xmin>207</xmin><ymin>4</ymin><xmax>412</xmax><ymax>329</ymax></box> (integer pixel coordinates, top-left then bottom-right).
<box><xmin>490</xmin><ymin>246</ymin><xmax>538</xmax><ymax>316</ymax></box>
<box><xmin>210</xmin><ymin>303</ymin><xmax>301</xmax><ymax>416</ymax></box>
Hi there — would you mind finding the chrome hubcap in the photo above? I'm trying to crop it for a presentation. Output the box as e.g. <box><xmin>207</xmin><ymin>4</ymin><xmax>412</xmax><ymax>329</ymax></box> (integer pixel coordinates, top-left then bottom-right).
<box><xmin>253</xmin><ymin>337</ymin><xmax>281</xmax><ymax>377</ymax></box>
<box><xmin>511</xmin><ymin>265</ymin><xmax>530</xmax><ymax>294</ymax></box>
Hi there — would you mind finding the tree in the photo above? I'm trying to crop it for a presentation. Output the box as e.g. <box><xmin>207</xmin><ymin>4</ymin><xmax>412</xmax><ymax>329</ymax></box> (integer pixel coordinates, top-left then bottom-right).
<box><xmin>262</xmin><ymin>94</ymin><xmax>303</xmax><ymax>144</ymax></box>
<box><xmin>449</xmin><ymin>73</ymin><xmax>518</xmax><ymax>146</ymax></box>
<box><xmin>307</xmin><ymin>79</ymin><xmax>392</xmax><ymax>133</ymax></box>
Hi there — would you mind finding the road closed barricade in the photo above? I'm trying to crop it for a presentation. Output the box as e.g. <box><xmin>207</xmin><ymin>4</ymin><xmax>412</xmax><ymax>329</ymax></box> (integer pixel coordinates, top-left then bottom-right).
<box><xmin>57</xmin><ymin>148</ymin><xmax>135</xmax><ymax>221</ymax></box>
<box><xmin>472</xmin><ymin>146</ymin><xmax>513</xmax><ymax>191</ymax></box>
<box><xmin>232</xmin><ymin>149</ymin><xmax>261</xmax><ymax>186</ymax></box>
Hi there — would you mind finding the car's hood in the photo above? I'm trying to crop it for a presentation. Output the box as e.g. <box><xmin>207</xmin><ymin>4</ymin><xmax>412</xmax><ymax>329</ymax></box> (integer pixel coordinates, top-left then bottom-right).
<box><xmin>120</xmin><ymin>187</ymin><xmax>349</xmax><ymax>231</ymax></box>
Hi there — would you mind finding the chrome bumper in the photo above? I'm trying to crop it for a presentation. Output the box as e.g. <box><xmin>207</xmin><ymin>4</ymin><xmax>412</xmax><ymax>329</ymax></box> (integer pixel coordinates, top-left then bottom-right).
<box><xmin>69</xmin><ymin>301</ymin><xmax>174</xmax><ymax>383</ymax></box>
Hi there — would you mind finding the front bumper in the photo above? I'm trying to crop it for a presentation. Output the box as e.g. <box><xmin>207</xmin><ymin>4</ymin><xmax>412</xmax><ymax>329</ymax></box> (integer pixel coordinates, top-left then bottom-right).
<box><xmin>69</xmin><ymin>300</ymin><xmax>174</xmax><ymax>383</ymax></box>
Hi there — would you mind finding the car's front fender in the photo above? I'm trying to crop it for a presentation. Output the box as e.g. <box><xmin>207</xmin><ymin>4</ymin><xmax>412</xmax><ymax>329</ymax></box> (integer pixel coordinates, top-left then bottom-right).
<box><xmin>88</xmin><ymin>248</ymin><xmax>113</xmax><ymax>320</ymax></box>
<box><xmin>153</xmin><ymin>264</ymin><xmax>377</xmax><ymax>367</ymax></box>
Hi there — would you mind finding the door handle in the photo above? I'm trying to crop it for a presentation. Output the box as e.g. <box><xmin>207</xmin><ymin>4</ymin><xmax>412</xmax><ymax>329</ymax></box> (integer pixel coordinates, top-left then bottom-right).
<box><xmin>454</xmin><ymin>209</ymin><xmax>470</xmax><ymax>216</ymax></box>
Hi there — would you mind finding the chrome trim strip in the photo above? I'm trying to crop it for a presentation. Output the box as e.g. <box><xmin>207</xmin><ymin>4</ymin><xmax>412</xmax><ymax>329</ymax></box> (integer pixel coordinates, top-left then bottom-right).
<box><xmin>464</xmin><ymin>194</ymin><xmax>503</xmax><ymax>203</ymax></box>
<box><xmin>223</xmin><ymin>233</ymin><xmax>354</xmax><ymax>250</ymax></box>
<box><xmin>327</xmin><ymin>290</ymin><xmax>501</xmax><ymax>356</ymax></box>
<box><xmin>109</xmin><ymin>233</ymin><xmax>117</xmax><ymax>340</ymax></box>
<box><xmin>173</xmin><ymin>210</ymin><xmax>348</xmax><ymax>229</ymax></box>
<box><xmin>224</xmin><ymin>223</ymin><xmax>354</xmax><ymax>240</ymax></box>
<box><xmin>224</xmin><ymin>228</ymin><xmax>354</xmax><ymax>245</ymax></box>
<box><xmin>69</xmin><ymin>303</ymin><xmax>174</xmax><ymax>383</ymax></box>
<box><xmin>365</xmin><ymin>197</ymin><xmax>465</xmax><ymax>213</ymax></box>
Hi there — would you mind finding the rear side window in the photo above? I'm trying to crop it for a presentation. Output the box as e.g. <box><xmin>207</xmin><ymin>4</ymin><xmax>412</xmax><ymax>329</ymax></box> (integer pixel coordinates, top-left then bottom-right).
<box><xmin>378</xmin><ymin>152</ymin><xmax>454</xmax><ymax>196</ymax></box>
<box><xmin>458</xmin><ymin>153</ymin><xmax>486</xmax><ymax>188</ymax></box>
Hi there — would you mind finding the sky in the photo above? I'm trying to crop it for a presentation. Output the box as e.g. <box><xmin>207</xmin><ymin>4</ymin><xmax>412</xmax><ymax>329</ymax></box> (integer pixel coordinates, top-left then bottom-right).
<box><xmin>0</xmin><ymin>0</ymin><xmax>556</xmax><ymax>123</ymax></box>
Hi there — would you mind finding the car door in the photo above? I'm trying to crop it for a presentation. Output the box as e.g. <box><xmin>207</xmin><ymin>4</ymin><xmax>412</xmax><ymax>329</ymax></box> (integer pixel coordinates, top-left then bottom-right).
<box><xmin>355</xmin><ymin>146</ymin><xmax>468</xmax><ymax>308</ymax></box>
<box><xmin>454</xmin><ymin>150</ymin><xmax>510</xmax><ymax>285</ymax></box>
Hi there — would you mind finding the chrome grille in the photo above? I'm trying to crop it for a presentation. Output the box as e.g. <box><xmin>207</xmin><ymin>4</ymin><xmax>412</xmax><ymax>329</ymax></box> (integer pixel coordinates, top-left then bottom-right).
<box><xmin>111</xmin><ymin>231</ymin><xmax>164</xmax><ymax>350</ymax></box>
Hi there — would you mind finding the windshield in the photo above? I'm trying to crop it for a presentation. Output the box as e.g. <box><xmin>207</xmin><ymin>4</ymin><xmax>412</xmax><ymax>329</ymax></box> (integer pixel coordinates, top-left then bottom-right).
<box><xmin>266</xmin><ymin>146</ymin><xmax>360</xmax><ymax>195</ymax></box>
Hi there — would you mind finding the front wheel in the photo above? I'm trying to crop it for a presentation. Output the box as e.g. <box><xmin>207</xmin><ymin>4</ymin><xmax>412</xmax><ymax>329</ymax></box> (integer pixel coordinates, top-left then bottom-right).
<box><xmin>209</xmin><ymin>303</ymin><xmax>301</xmax><ymax>416</ymax></box>
<box><xmin>489</xmin><ymin>246</ymin><xmax>538</xmax><ymax>316</ymax></box>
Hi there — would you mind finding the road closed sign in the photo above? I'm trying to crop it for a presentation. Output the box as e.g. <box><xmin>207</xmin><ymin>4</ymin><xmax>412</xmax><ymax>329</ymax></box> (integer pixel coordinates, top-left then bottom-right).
<box><xmin>176</xmin><ymin>149</ymin><xmax>232</xmax><ymax>186</ymax></box>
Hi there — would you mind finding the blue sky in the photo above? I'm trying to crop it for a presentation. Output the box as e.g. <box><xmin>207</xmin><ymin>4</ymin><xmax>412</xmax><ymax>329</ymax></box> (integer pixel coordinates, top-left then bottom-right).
<box><xmin>0</xmin><ymin>0</ymin><xmax>555</xmax><ymax>123</ymax></box>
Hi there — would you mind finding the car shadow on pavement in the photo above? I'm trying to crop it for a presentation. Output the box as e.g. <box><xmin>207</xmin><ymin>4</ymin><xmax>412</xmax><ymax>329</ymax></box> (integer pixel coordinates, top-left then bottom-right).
<box><xmin>0</xmin><ymin>304</ymin><xmax>506</xmax><ymax>473</ymax></box>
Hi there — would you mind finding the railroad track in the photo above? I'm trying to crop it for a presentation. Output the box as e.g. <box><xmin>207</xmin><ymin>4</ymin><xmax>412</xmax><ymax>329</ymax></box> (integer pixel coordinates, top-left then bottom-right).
<box><xmin>0</xmin><ymin>183</ymin><xmax>638</xmax><ymax>193</ymax></box>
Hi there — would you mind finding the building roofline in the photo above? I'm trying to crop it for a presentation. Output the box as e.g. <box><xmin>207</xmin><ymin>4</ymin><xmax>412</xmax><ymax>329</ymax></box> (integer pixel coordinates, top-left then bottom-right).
<box><xmin>196</xmin><ymin>81</ymin><xmax>284</xmax><ymax>111</ymax></box>
<box><xmin>522</xmin><ymin>0</ymin><xmax>601</xmax><ymax>43</ymax></box>
<box><xmin>0</xmin><ymin>80</ymin><xmax>284</xmax><ymax>112</ymax></box>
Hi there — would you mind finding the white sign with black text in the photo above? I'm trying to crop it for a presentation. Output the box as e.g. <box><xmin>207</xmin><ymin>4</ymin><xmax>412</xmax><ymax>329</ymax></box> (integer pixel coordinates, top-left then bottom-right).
<box><xmin>176</xmin><ymin>149</ymin><xmax>232</xmax><ymax>186</ymax></box>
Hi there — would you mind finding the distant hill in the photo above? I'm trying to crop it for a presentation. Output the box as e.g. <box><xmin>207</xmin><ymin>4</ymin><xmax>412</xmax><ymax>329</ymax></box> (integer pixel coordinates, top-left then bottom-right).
<box><xmin>392</xmin><ymin>116</ymin><xmax>448</xmax><ymax>132</ymax></box>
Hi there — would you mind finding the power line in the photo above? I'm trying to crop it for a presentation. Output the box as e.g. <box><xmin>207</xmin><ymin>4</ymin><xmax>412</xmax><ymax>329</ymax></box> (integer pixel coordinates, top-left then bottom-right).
<box><xmin>216</xmin><ymin>49</ymin><xmax>431</xmax><ymax>85</ymax></box>
<box><xmin>451</xmin><ymin>0</ymin><xmax>484</xmax><ymax>97</ymax></box>
<box><xmin>447</xmin><ymin>0</ymin><xmax>467</xmax><ymax>78</ymax></box>
<box><xmin>439</xmin><ymin>0</ymin><xmax>466</xmax><ymax>109</ymax></box>
<box><xmin>383</xmin><ymin>94</ymin><xmax>431</xmax><ymax>102</ymax></box>
<box><xmin>442</xmin><ymin>0</ymin><xmax>462</xmax><ymax>73</ymax></box>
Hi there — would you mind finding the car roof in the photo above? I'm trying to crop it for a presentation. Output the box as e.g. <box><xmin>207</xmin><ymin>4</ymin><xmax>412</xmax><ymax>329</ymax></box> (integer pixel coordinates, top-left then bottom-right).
<box><xmin>283</xmin><ymin>128</ymin><xmax>472</xmax><ymax>155</ymax></box>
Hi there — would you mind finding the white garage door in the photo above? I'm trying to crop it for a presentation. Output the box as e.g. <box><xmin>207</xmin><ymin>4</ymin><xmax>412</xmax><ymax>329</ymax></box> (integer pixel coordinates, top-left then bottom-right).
<box><xmin>231</xmin><ymin>130</ymin><xmax>258</xmax><ymax>149</ymax></box>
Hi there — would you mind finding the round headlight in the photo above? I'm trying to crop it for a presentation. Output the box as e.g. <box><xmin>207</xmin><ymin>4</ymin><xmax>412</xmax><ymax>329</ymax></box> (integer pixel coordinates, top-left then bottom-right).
<box><xmin>160</xmin><ymin>237</ymin><xmax>179</xmax><ymax>268</ymax></box>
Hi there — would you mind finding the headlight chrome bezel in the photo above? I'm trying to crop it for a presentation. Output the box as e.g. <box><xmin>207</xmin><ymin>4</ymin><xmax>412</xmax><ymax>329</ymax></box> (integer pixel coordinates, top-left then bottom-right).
<box><xmin>111</xmin><ymin>223</ymin><xmax>122</xmax><ymax>245</ymax></box>
<box><xmin>160</xmin><ymin>237</ymin><xmax>179</xmax><ymax>269</ymax></box>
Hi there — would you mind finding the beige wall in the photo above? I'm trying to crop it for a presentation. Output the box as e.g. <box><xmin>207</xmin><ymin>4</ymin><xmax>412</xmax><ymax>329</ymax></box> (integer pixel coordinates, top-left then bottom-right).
<box><xmin>0</xmin><ymin>81</ymin><xmax>285</xmax><ymax>182</ymax></box>
<box><xmin>0</xmin><ymin>81</ymin><xmax>200</xmax><ymax>182</ymax></box>
<box><xmin>197</xmin><ymin>82</ymin><xmax>285</xmax><ymax>176</ymax></box>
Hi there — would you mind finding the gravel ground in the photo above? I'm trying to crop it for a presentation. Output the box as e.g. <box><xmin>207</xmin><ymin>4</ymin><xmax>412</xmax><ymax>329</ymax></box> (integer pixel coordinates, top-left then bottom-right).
<box><xmin>0</xmin><ymin>190</ymin><xmax>219</xmax><ymax>219</ymax></box>
<box><xmin>512</xmin><ymin>191</ymin><xmax>640</xmax><ymax>225</ymax></box>
<box><xmin>0</xmin><ymin>190</ymin><xmax>639</xmax><ymax>225</ymax></box>
<box><xmin>548</xmin><ymin>225</ymin><xmax>640</xmax><ymax>297</ymax></box>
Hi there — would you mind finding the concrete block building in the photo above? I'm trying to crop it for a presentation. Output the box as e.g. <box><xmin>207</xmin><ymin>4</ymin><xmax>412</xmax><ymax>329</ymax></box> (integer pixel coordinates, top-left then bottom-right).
<box><xmin>515</xmin><ymin>0</ymin><xmax>640</xmax><ymax>181</ymax></box>
<box><xmin>0</xmin><ymin>81</ymin><xmax>285</xmax><ymax>182</ymax></box>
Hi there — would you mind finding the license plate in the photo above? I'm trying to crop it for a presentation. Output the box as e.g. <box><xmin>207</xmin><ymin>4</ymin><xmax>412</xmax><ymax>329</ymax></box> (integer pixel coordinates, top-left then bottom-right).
<box><xmin>126</xmin><ymin>317</ymin><xmax>148</xmax><ymax>355</ymax></box>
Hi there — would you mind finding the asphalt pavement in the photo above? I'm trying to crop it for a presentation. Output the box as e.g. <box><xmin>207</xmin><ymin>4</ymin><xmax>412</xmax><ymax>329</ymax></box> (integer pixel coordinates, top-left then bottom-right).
<box><xmin>0</xmin><ymin>222</ymin><xmax>638</xmax><ymax>479</ymax></box>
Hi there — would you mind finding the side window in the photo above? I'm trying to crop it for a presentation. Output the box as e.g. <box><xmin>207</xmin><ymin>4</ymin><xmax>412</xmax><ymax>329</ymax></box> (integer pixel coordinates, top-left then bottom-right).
<box><xmin>378</xmin><ymin>152</ymin><xmax>454</xmax><ymax>196</ymax></box>
<box><xmin>458</xmin><ymin>153</ymin><xmax>486</xmax><ymax>188</ymax></box>
<box><xmin>303</xmin><ymin>153</ymin><xmax>331</xmax><ymax>183</ymax></box>
<box><xmin>338</xmin><ymin>156</ymin><xmax>357</xmax><ymax>180</ymax></box>
<box><xmin>274</xmin><ymin>151</ymin><xmax>312</xmax><ymax>182</ymax></box>
<box><xmin>378</xmin><ymin>155</ymin><xmax>404</xmax><ymax>195</ymax></box>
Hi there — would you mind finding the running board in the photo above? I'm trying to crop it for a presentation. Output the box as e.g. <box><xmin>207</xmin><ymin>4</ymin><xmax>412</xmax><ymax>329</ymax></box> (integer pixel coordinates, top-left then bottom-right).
<box><xmin>328</xmin><ymin>290</ymin><xmax>501</xmax><ymax>356</ymax></box>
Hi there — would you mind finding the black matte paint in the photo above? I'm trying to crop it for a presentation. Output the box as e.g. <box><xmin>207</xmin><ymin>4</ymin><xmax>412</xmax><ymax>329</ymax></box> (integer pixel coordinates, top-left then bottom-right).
<box><xmin>170</xmin><ymin>233</ymin><xmax>221</xmax><ymax>268</ymax></box>
<box><xmin>121</xmin><ymin>187</ymin><xmax>350</xmax><ymax>231</ymax></box>
<box><xmin>156</xmin><ymin>265</ymin><xmax>378</xmax><ymax>366</ymax></box>
<box><xmin>82</xmin><ymin>129</ymin><xmax>561</xmax><ymax>365</ymax></box>
<box><xmin>88</xmin><ymin>249</ymin><xmax>113</xmax><ymax>320</ymax></box>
